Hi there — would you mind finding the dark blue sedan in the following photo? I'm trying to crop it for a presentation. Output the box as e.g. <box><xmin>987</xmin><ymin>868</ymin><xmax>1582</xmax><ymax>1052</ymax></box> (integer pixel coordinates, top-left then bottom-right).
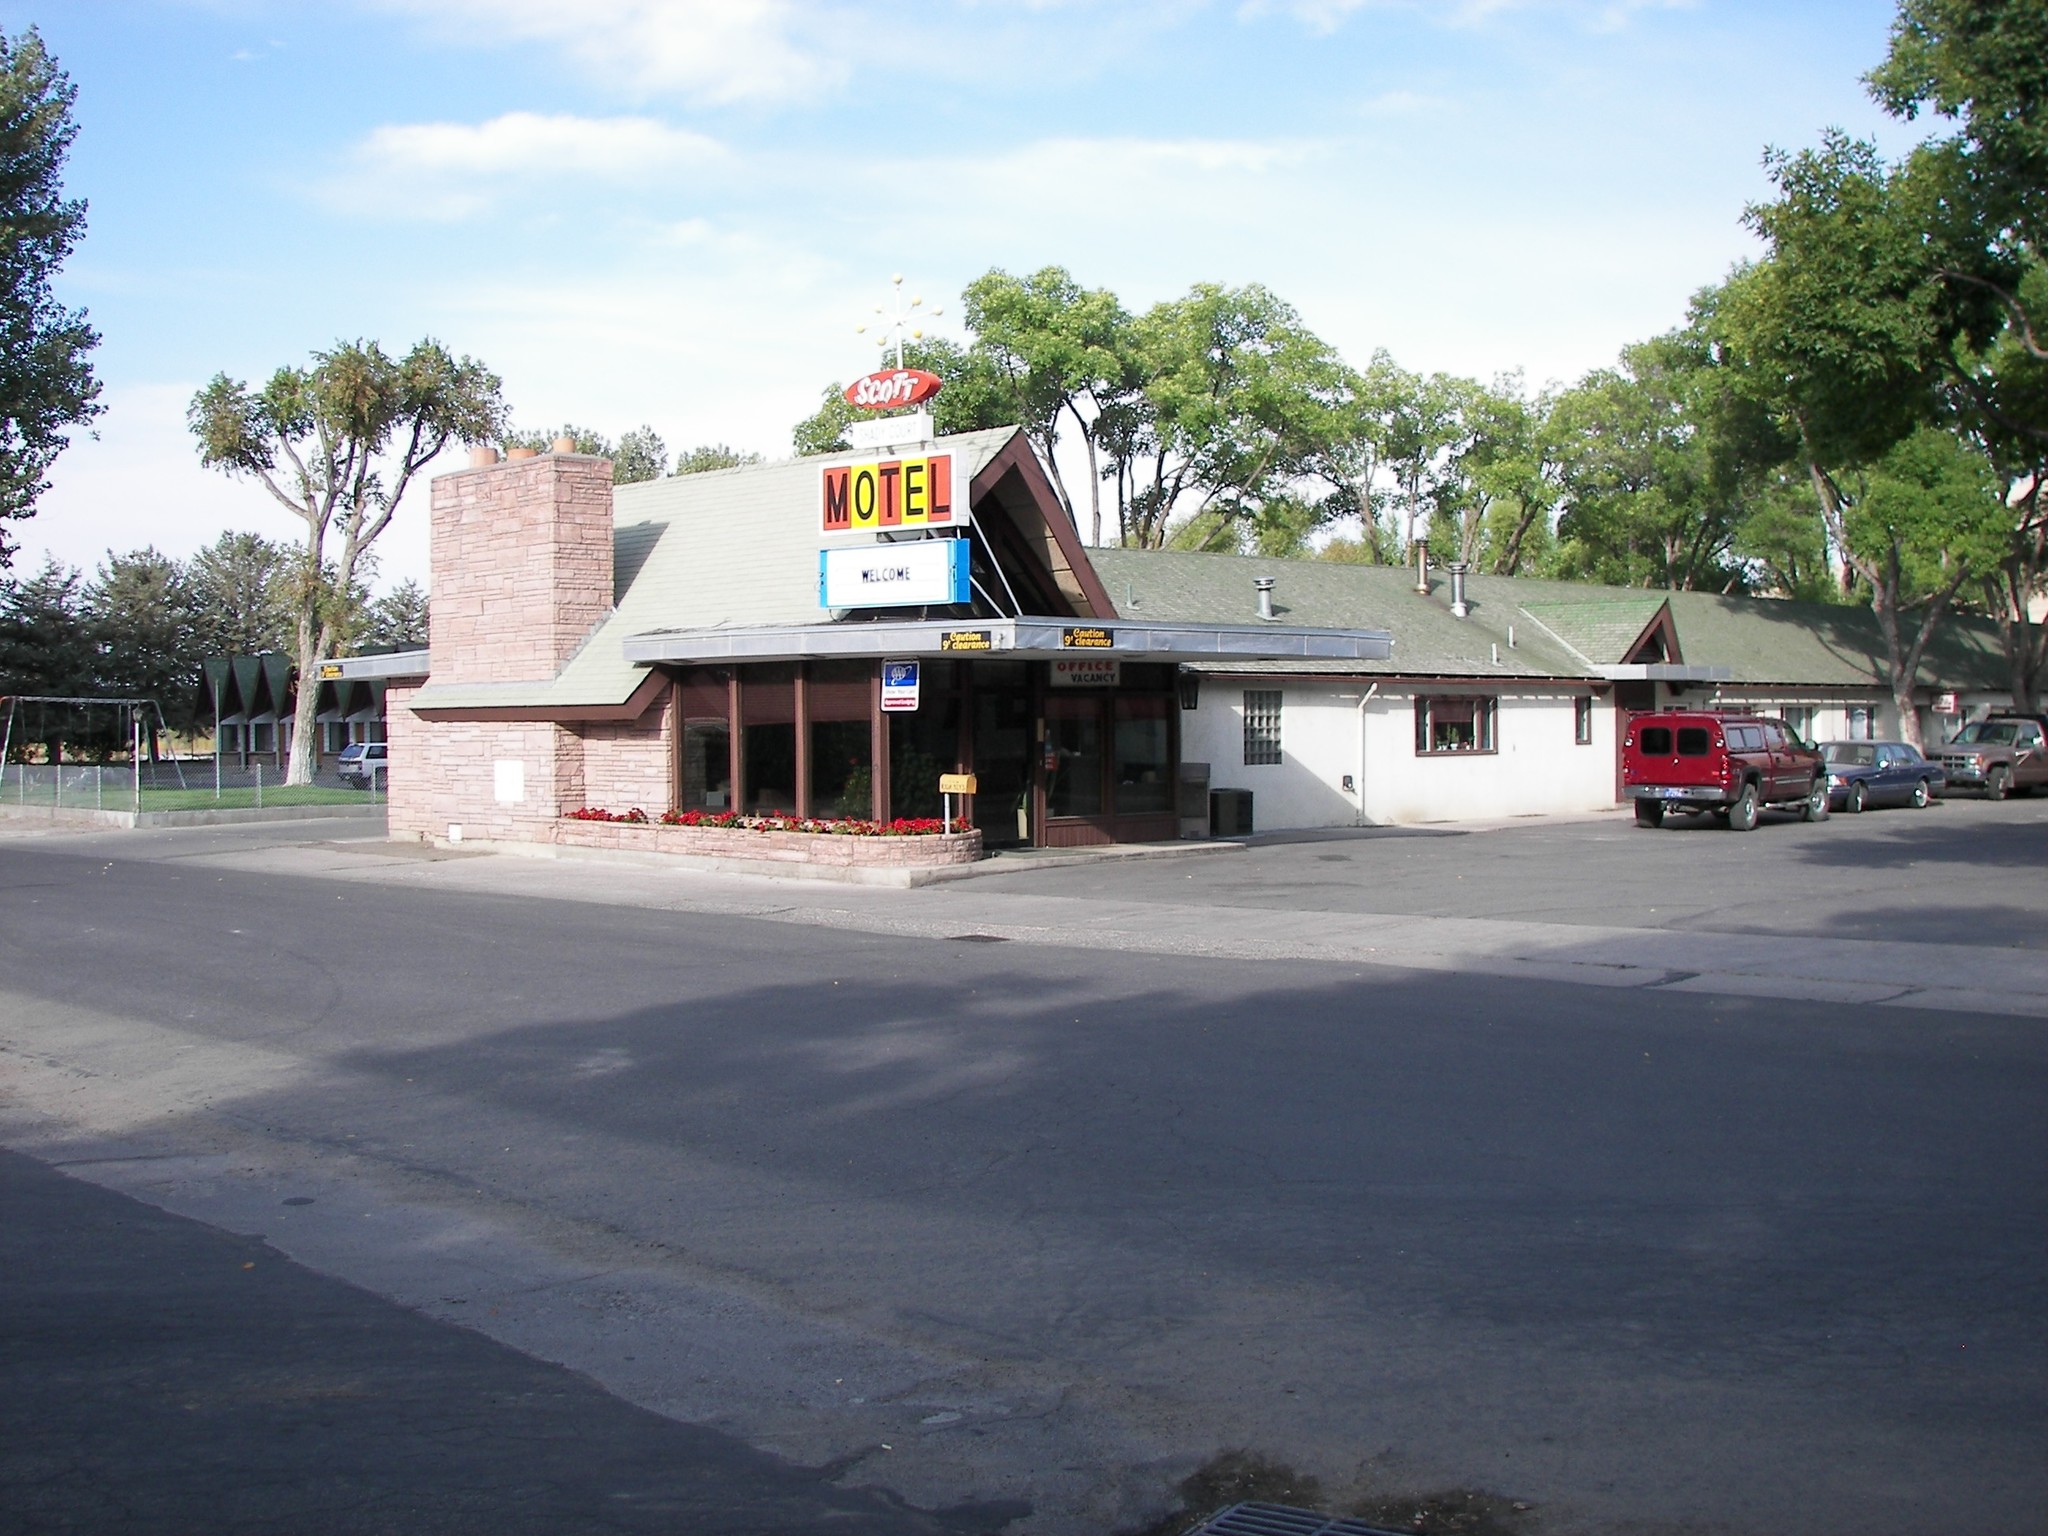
<box><xmin>1819</xmin><ymin>740</ymin><xmax>1946</xmax><ymax>812</ymax></box>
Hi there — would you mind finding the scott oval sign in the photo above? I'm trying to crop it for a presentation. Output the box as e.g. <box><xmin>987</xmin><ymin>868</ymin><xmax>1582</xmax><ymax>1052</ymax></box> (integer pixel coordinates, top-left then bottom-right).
<box><xmin>843</xmin><ymin>368</ymin><xmax>943</xmax><ymax>410</ymax></box>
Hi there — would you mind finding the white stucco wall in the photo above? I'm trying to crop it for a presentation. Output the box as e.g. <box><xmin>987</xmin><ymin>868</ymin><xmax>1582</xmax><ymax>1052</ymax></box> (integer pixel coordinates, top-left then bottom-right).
<box><xmin>1187</xmin><ymin>681</ymin><xmax>1620</xmax><ymax>830</ymax></box>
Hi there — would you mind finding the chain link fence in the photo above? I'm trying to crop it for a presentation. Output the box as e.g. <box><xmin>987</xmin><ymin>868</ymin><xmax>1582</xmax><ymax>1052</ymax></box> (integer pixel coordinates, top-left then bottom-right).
<box><xmin>3</xmin><ymin>759</ymin><xmax>384</xmax><ymax>812</ymax></box>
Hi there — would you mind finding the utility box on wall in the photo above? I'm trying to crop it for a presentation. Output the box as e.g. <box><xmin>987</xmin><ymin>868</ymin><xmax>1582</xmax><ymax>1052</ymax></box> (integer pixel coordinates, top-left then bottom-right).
<box><xmin>1210</xmin><ymin>787</ymin><xmax>1253</xmax><ymax>837</ymax></box>
<box><xmin>1178</xmin><ymin>761</ymin><xmax>1211</xmax><ymax>839</ymax></box>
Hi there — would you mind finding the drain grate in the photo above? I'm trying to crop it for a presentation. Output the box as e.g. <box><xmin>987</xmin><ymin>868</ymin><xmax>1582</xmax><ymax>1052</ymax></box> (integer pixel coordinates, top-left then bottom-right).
<box><xmin>945</xmin><ymin>933</ymin><xmax>1010</xmax><ymax>943</ymax></box>
<box><xmin>1190</xmin><ymin>1504</ymin><xmax>1409</xmax><ymax>1536</ymax></box>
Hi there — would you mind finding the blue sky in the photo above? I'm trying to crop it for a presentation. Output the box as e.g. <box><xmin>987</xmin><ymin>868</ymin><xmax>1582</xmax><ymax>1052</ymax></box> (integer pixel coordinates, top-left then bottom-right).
<box><xmin>23</xmin><ymin>0</ymin><xmax>1912</xmax><ymax>589</ymax></box>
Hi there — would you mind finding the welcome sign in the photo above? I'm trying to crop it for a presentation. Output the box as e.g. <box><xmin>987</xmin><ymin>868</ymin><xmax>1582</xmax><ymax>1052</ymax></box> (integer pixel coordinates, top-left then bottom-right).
<box><xmin>821</xmin><ymin>452</ymin><xmax>958</xmax><ymax>533</ymax></box>
<box><xmin>819</xmin><ymin>540</ymin><xmax>971</xmax><ymax>610</ymax></box>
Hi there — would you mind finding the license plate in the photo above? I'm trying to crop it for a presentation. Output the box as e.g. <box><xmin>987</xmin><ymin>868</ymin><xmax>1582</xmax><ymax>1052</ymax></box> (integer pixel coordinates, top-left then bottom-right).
<box><xmin>1663</xmin><ymin>788</ymin><xmax>1685</xmax><ymax>800</ymax></box>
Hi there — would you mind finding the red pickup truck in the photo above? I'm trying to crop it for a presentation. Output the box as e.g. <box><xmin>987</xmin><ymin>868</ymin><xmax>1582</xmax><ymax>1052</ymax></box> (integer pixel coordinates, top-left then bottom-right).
<box><xmin>1624</xmin><ymin>711</ymin><xmax>1829</xmax><ymax>830</ymax></box>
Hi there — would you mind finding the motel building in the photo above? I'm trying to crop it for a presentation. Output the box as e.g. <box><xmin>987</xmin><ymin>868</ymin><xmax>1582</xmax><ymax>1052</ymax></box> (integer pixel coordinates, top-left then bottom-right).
<box><xmin>334</xmin><ymin>420</ymin><xmax>1391</xmax><ymax>866</ymax></box>
<box><xmin>332</xmin><ymin>413</ymin><xmax>2018</xmax><ymax>870</ymax></box>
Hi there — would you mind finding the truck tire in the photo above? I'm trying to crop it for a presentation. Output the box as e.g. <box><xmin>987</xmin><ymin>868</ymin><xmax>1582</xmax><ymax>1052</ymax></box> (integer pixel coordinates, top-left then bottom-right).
<box><xmin>1802</xmin><ymin>777</ymin><xmax>1830</xmax><ymax>821</ymax></box>
<box><xmin>1728</xmin><ymin>781</ymin><xmax>1760</xmax><ymax>831</ymax></box>
<box><xmin>1988</xmin><ymin>764</ymin><xmax>2012</xmax><ymax>800</ymax></box>
<box><xmin>1634</xmin><ymin>799</ymin><xmax>1665</xmax><ymax>828</ymax></box>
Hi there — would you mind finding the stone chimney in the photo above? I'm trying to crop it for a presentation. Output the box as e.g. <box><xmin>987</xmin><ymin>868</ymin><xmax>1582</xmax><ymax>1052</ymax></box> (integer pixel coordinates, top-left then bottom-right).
<box><xmin>428</xmin><ymin>452</ymin><xmax>615</xmax><ymax>686</ymax></box>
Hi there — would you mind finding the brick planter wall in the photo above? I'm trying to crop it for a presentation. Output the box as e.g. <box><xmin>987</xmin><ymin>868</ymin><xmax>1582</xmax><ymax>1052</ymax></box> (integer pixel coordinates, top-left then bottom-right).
<box><xmin>552</xmin><ymin>818</ymin><xmax>984</xmax><ymax>868</ymax></box>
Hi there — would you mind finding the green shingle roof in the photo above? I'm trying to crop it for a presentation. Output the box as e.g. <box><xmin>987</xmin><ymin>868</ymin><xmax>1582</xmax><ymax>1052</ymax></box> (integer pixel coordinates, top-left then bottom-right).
<box><xmin>1088</xmin><ymin>547</ymin><xmax>2011</xmax><ymax>690</ymax></box>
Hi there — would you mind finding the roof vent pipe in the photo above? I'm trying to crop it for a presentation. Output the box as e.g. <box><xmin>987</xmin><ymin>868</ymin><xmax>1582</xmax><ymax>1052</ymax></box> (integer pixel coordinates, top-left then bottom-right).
<box><xmin>1449</xmin><ymin>561</ymin><xmax>1470</xmax><ymax>619</ymax></box>
<box><xmin>1254</xmin><ymin>576</ymin><xmax>1276</xmax><ymax>622</ymax></box>
<box><xmin>1414</xmin><ymin>542</ymin><xmax>1429</xmax><ymax>594</ymax></box>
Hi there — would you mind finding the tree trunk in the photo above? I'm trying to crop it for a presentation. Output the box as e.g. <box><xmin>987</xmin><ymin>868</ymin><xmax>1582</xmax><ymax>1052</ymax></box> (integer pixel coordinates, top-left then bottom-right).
<box><xmin>285</xmin><ymin>608</ymin><xmax>332</xmax><ymax>787</ymax></box>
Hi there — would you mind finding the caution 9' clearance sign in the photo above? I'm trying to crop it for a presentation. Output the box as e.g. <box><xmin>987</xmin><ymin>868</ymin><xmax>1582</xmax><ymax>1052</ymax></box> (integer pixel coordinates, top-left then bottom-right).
<box><xmin>821</xmin><ymin>452</ymin><xmax>957</xmax><ymax>533</ymax></box>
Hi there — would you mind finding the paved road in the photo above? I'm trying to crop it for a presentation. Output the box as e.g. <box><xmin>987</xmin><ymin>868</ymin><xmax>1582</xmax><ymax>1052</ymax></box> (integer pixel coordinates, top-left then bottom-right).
<box><xmin>0</xmin><ymin>1149</ymin><xmax>1017</xmax><ymax>1536</ymax></box>
<box><xmin>1</xmin><ymin>812</ymin><xmax>2043</xmax><ymax>1535</ymax></box>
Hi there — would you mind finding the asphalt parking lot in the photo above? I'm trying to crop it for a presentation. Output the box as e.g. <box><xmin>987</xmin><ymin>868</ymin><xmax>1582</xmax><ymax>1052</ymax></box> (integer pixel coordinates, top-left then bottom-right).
<box><xmin>973</xmin><ymin>792</ymin><xmax>2048</xmax><ymax>950</ymax></box>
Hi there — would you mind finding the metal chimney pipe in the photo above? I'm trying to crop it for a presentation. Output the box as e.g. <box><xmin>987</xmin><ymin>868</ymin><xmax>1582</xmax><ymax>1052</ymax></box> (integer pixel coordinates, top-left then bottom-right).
<box><xmin>1413</xmin><ymin>542</ymin><xmax>1429</xmax><ymax>594</ymax></box>
<box><xmin>1449</xmin><ymin>561</ymin><xmax>1470</xmax><ymax>618</ymax></box>
<box><xmin>1254</xmin><ymin>576</ymin><xmax>1276</xmax><ymax>622</ymax></box>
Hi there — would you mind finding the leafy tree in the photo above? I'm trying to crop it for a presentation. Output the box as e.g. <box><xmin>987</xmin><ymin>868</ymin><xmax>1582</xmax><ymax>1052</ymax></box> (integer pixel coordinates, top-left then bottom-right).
<box><xmin>1430</xmin><ymin>373</ymin><xmax>1562</xmax><ymax>576</ymax></box>
<box><xmin>83</xmin><ymin>547</ymin><xmax>198</xmax><ymax>737</ymax></box>
<box><xmin>363</xmin><ymin>578</ymin><xmax>428</xmax><ymax>649</ymax></box>
<box><xmin>186</xmin><ymin>530</ymin><xmax>297</xmax><ymax>659</ymax></box>
<box><xmin>1718</xmin><ymin>136</ymin><xmax>1996</xmax><ymax>745</ymax></box>
<box><xmin>791</xmin><ymin>337</ymin><xmax>1011</xmax><ymax>456</ymax></box>
<box><xmin>0</xmin><ymin>557</ymin><xmax>89</xmax><ymax>759</ymax></box>
<box><xmin>672</xmin><ymin>442</ymin><xmax>762</xmax><ymax>475</ymax></box>
<box><xmin>1314</xmin><ymin>351</ymin><xmax>1410</xmax><ymax>564</ymax></box>
<box><xmin>612</xmin><ymin>425</ymin><xmax>667</xmax><ymax>483</ymax></box>
<box><xmin>1550</xmin><ymin>310</ymin><xmax>1795</xmax><ymax>593</ymax></box>
<box><xmin>1867</xmin><ymin>0</ymin><xmax>2048</xmax><ymax>358</ymax></box>
<box><xmin>189</xmin><ymin>338</ymin><xmax>506</xmax><ymax>782</ymax></box>
<box><xmin>0</xmin><ymin>28</ymin><xmax>100</xmax><ymax>569</ymax></box>
<box><xmin>962</xmin><ymin>267</ymin><xmax>1133</xmax><ymax>544</ymax></box>
<box><xmin>1111</xmin><ymin>283</ymin><xmax>1348</xmax><ymax>549</ymax></box>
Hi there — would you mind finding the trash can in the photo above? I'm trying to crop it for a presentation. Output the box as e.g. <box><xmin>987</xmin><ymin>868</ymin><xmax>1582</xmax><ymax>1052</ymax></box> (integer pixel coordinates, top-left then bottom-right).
<box><xmin>1178</xmin><ymin>761</ymin><xmax>1211</xmax><ymax>839</ymax></box>
<box><xmin>1209</xmin><ymin>787</ymin><xmax>1253</xmax><ymax>837</ymax></box>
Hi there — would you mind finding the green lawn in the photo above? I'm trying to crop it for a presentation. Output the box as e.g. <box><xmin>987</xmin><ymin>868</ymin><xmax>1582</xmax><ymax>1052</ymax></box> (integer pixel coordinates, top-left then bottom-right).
<box><xmin>138</xmin><ymin>785</ymin><xmax>374</xmax><ymax>811</ymax></box>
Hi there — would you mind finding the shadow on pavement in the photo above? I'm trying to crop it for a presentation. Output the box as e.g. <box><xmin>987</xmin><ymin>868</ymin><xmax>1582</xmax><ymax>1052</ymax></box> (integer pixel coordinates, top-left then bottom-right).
<box><xmin>0</xmin><ymin>1148</ymin><xmax>1026</xmax><ymax>1536</ymax></box>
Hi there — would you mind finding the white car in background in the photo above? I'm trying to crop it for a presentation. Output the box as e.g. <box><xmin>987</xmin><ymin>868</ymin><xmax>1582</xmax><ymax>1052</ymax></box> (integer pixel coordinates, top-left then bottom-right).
<box><xmin>337</xmin><ymin>742</ymin><xmax>388</xmax><ymax>789</ymax></box>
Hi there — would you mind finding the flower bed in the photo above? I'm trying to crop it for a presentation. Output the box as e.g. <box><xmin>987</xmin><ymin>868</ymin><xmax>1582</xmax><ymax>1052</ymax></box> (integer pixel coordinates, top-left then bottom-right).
<box><xmin>556</xmin><ymin>806</ymin><xmax>982</xmax><ymax>870</ymax></box>
<box><xmin>566</xmin><ymin>806</ymin><xmax>949</xmax><ymax>836</ymax></box>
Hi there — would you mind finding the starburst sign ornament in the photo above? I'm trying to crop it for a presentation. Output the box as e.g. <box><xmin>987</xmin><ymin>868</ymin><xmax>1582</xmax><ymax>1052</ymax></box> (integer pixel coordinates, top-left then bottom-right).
<box><xmin>846</xmin><ymin>274</ymin><xmax>944</xmax><ymax>410</ymax></box>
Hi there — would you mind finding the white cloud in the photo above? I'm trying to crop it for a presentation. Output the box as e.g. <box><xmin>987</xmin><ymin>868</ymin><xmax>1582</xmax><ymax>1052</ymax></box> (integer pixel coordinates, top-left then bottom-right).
<box><xmin>370</xmin><ymin>0</ymin><xmax>847</xmax><ymax>106</ymax></box>
<box><xmin>321</xmin><ymin>112</ymin><xmax>728</xmax><ymax>221</ymax></box>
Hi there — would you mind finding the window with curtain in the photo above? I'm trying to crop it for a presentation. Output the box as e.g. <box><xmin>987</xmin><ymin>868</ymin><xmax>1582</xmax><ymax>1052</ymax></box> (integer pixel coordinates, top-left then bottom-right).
<box><xmin>1414</xmin><ymin>696</ymin><xmax>1497</xmax><ymax>755</ymax></box>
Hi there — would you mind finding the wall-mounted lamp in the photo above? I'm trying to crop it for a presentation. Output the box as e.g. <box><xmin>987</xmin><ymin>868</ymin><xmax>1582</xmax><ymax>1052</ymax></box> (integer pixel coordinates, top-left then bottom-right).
<box><xmin>1341</xmin><ymin>774</ymin><xmax>1356</xmax><ymax>793</ymax></box>
<box><xmin>1177</xmin><ymin>671</ymin><xmax>1201</xmax><ymax>711</ymax></box>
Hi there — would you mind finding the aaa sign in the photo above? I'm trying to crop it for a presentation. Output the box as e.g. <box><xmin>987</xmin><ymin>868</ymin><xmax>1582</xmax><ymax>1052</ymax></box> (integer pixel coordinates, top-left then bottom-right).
<box><xmin>821</xmin><ymin>453</ymin><xmax>957</xmax><ymax>533</ymax></box>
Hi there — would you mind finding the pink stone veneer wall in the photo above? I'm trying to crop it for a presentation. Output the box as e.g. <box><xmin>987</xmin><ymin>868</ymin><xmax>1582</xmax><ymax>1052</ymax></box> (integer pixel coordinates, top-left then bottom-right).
<box><xmin>428</xmin><ymin>454</ymin><xmax>615</xmax><ymax>685</ymax></box>
<box><xmin>574</xmin><ymin>690</ymin><xmax>675</xmax><ymax>814</ymax></box>
<box><xmin>390</xmin><ymin>453</ymin><xmax>681</xmax><ymax>846</ymax></box>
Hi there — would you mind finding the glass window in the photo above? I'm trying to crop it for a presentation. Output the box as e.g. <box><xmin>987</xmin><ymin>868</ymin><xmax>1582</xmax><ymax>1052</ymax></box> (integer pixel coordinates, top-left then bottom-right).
<box><xmin>807</xmin><ymin>661</ymin><xmax>873</xmax><ymax>820</ymax></box>
<box><xmin>1574</xmin><ymin>696</ymin><xmax>1593</xmax><ymax>745</ymax></box>
<box><xmin>1415</xmin><ymin>696</ymin><xmax>1497</xmax><ymax>755</ymax></box>
<box><xmin>1114</xmin><ymin>696</ymin><xmax>1172</xmax><ymax>814</ymax></box>
<box><xmin>1781</xmin><ymin>707</ymin><xmax>1815</xmax><ymax>743</ymax></box>
<box><xmin>1847</xmin><ymin>706</ymin><xmax>1875</xmax><ymax>740</ymax></box>
<box><xmin>1676</xmin><ymin>726</ymin><xmax>1712</xmax><ymax>756</ymax></box>
<box><xmin>1243</xmin><ymin>690</ymin><xmax>1283</xmax><ymax>766</ymax></box>
<box><xmin>1638</xmin><ymin>725</ymin><xmax>1672</xmax><ymax>756</ymax></box>
<box><xmin>677</xmin><ymin>672</ymin><xmax>732</xmax><ymax>811</ymax></box>
<box><xmin>740</xmin><ymin>664</ymin><xmax>796</xmax><ymax>814</ymax></box>
<box><xmin>1046</xmin><ymin>699</ymin><xmax>1103</xmax><ymax>817</ymax></box>
<box><xmin>892</xmin><ymin>694</ymin><xmax>964</xmax><ymax>822</ymax></box>
<box><xmin>1824</xmin><ymin>743</ymin><xmax>1875</xmax><ymax>766</ymax></box>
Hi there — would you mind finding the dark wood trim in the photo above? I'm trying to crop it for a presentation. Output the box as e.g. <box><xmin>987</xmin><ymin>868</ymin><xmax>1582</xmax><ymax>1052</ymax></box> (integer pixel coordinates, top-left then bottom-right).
<box><xmin>727</xmin><ymin>672</ymin><xmax>745</xmax><ymax>814</ymax></box>
<box><xmin>870</xmin><ymin>668</ymin><xmax>890</xmax><ymax>822</ymax></box>
<box><xmin>411</xmin><ymin>668</ymin><xmax>671</xmax><ymax>723</ymax></box>
<box><xmin>793</xmin><ymin>663</ymin><xmax>810</xmax><ymax>819</ymax></box>
<box><xmin>1622</xmin><ymin>602</ymin><xmax>1682</xmax><ymax>666</ymax></box>
<box><xmin>968</xmin><ymin>432</ymin><xmax>1118</xmax><ymax>620</ymax></box>
<box><xmin>668</xmin><ymin>678</ymin><xmax>682</xmax><ymax>812</ymax></box>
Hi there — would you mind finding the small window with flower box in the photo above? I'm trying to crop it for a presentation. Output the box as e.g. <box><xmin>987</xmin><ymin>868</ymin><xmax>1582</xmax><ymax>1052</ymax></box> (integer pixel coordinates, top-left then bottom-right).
<box><xmin>1414</xmin><ymin>695</ymin><xmax>1497</xmax><ymax>755</ymax></box>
